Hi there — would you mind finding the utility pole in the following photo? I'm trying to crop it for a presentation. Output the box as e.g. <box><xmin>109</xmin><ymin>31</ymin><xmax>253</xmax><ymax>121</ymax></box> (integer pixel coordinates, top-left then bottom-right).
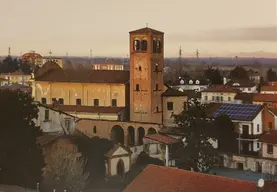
<box><xmin>178</xmin><ymin>46</ymin><xmax>183</xmax><ymax>77</ymax></box>
<box><xmin>196</xmin><ymin>49</ymin><xmax>199</xmax><ymax>60</ymax></box>
<box><xmin>8</xmin><ymin>47</ymin><xmax>11</xmax><ymax>57</ymax></box>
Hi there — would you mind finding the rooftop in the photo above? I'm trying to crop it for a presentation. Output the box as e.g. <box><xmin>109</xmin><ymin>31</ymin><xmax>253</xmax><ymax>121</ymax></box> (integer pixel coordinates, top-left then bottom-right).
<box><xmin>234</xmin><ymin>93</ymin><xmax>255</xmax><ymax>103</ymax></box>
<box><xmin>35</xmin><ymin>68</ymin><xmax>130</xmax><ymax>84</ymax></box>
<box><xmin>202</xmin><ymin>85</ymin><xmax>238</xmax><ymax>93</ymax></box>
<box><xmin>144</xmin><ymin>133</ymin><xmax>180</xmax><ymax>145</ymax></box>
<box><xmin>226</xmin><ymin>79</ymin><xmax>256</xmax><ymax>88</ymax></box>
<box><xmin>129</xmin><ymin>27</ymin><xmax>164</xmax><ymax>34</ymax></box>
<box><xmin>261</xmin><ymin>85</ymin><xmax>277</xmax><ymax>92</ymax></box>
<box><xmin>259</xmin><ymin>130</ymin><xmax>277</xmax><ymax>144</ymax></box>
<box><xmin>123</xmin><ymin>165</ymin><xmax>257</xmax><ymax>192</ymax></box>
<box><xmin>48</xmin><ymin>105</ymin><xmax>126</xmax><ymax>114</ymax></box>
<box><xmin>253</xmin><ymin>93</ymin><xmax>277</xmax><ymax>102</ymax></box>
<box><xmin>162</xmin><ymin>87</ymin><xmax>187</xmax><ymax>97</ymax></box>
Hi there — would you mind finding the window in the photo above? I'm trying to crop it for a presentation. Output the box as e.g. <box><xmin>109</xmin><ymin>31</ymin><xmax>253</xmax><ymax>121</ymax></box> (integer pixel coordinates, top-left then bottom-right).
<box><xmin>44</xmin><ymin>110</ymin><xmax>49</xmax><ymax>121</ymax></box>
<box><xmin>136</xmin><ymin>84</ymin><xmax>140</xmax><ymax>91</ymax></box>
<box><xmin>267</xmin><ymin>144</ymin><xmax>273</xmax><ymax>154</ymax></box>
<box><xmin>76</xmin><ymin>99</ymin><xmax>81</xmax><ymax>105</ymax></box>
<box><xmin>52</xmin><ymin>98</ymin><xmax>57</xmax><ymax>104</ymax></box>
<box><xmin>133</xmin><ymin>40</ymin><xmax>141</xmax><ymax>51</ymax></box>
<box><xmin>212</xmin><ymin>96</ymin><xmax>215</xmax><ymax>101</ymax></box>
<box><xmin>93</xmin><ymin>126</ymin><xmax>97</xmax><ymax>134</ymax></box>
<box><xmin>156</xmin><ymin>106</ymin><xmax>159</xmax><ymax>112</ymax></box>
<box><xmin>249</xmin><ymin>143</ymin><xmax>252</xmax><ymax>151</ymax></box>
<box><xmin>167</xmin><ymin>102</ymin><xmax>173</xmax><ymax>111</ymax></box>
<box><xmin>138</xmin><ymin>66</ymin><xmax>142</xmax><ymax>71</ymax></box>
<box><xmin>58</xmin><ymin>98</ymin><xmax>64</xmax><ymax>104</ymax></box>
<box><xmin>257</xmin><ymin>124</ymin><xmax>260</xmax><ymax>133</ymax></box>
<box><xmin>205</xmin><ymin>96</ymin><xmax>208</xmax><ymax>100</ymax></box>
<box><xmin>228</xmin><ymin>97</ymin><xmax>231</xmax><ymax>101</ymax></box>
<box><xmin>111</xmin><ymin>99</ymin><xmax>117</xmax><ymax>107</ymax></box>
<box><xmin>41</xmin><ymin>98</ymin><xmax>47</xmax><ymax>104</ymax></box>
<box><xmin>155</xmin><ymin>63</ymin><xmax>158</xmax><ymax>72</ymax></box>
<box><xmin>155</xmin><ymin>84</ymin><xmax>158</xmax><ymax>91</ymax></box>
<box><xmin>257</xmin><ymin>142</ymin><xmax>260</xmax><ymax>149</ymax></box>
<box><xmin>269</xmin><ymin>122</ymin><xmax>273</xmax><ymax>129</ymax></box>
<box><xmin>156</xmin><ymin>40</ymin><xmax>162</xmax><ymax>53</ymax></box>
<box><xmin>152</xmin><ymin>39</ymin><xmax>157</xmax><ymax>53</ymax></box>
<box><xmin>141</xmin><ymin>40</ymin><xmax>147</xmax><ymax>52</ymax></box>
<box><xmin>94</xmin><ymin>99</ymin><xmax>99</xmax><ymax>106</ymax></box>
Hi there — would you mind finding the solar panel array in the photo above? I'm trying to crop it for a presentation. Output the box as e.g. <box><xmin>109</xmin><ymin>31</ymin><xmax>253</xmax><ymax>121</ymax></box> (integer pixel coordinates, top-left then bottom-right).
<box><xmin>213</xmin><ymin>103</ymin><xmax>262</xmax><ymax>121</ymax></box>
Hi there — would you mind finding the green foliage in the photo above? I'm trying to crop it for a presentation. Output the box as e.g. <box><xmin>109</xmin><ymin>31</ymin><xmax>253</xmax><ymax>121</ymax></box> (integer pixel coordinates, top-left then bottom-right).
<box><xmin>214</xmin><ymin>114</ymin><xmax>237</xmax><ymax>153</ymax></box>
<box><xmin>230</xmin><ymin>66</ymin><xmax>249</xmax><ymax>80</ymax></box>
<box><xmin>0</xmin><ymin>89</ymin><xmax>44</xmax><ymax>188</ymax></box>
<box><xmin>73</xmin><ymin>135</ymin><xmax>114</xmax><ymax>183</ymax></box>
<box><xmin>0</xmin><ymin>56</ymin><xmax>33</xmax><ymax>74</ymax></box>
<box><xmin>204</xmin><ymin>67</ymin><xmax>223</xmax><ymax>85</ymax></box>
<box><xmin>267</xmin><ymin>68</ymin><xmax>277</xmax><ymax>82</ymax></box>
<box><xmin>174</xmin><ymin>101</ymin><xmax>219</xmax><ymax>173</ymax></box>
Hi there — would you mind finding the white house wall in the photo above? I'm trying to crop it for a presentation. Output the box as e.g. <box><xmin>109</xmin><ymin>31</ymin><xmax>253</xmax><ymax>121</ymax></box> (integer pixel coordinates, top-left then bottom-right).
<box><xmin>110</xmin><ymin>156</ymin><xmax>130</xmax><ymax>176</ymax></box>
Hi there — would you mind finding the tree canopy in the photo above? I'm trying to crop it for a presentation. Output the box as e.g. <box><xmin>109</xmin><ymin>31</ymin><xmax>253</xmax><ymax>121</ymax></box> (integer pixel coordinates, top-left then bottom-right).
<box><xmin>267</xmin><ymin>68</ymin><xmax>277</xmax><ymax>82</ymax></box>
<box><xmin>174</xmin><ymin>101</ymin><xmax>219</xmax><ymax>173</ymax></box>
<box><xmin>204</xmin><ymin>67</ymin><xmax>223</xmax><ymax>85</ymax></box>
<box><xmin>230</xmin><ymin>66</ymin><xmax>249</xmax><ymax>80</ymax></box>
<box><xmin>0</xmin><ymin>89</ymin><xmax>44</xmax><ymax>188</ymax></box>
<box><xmin>0</xmin><ymin>56</ymin><xmax>32</xmax><ymax>74</ymax></box>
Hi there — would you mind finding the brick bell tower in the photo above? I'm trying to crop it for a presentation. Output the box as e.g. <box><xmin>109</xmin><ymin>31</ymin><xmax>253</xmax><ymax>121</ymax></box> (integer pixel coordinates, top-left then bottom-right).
<box><xmin>129</xmin><ymin>27</ymin><xmax>164</xmax><ymax>124</ymax></box>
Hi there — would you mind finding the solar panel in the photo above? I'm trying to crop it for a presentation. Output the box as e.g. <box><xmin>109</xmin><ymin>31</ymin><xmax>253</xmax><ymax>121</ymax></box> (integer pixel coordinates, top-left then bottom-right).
<box><xmin>213</xmin><ymin>103</ymin><xmax>262</xmax><ymax>121</ymax></box>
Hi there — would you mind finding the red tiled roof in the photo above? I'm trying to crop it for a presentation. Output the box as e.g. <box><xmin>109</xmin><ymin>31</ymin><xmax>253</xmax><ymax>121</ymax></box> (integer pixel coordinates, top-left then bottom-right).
<box><xmin>261</xmin><ymin>85</ymin><xmax>277</xmax><ymax>92</ymax></box>
<box><xmin>253</xmin><ymin>94</ymin><xmax>277</xmax><ymax>102</ymax></box>
<box><xmin>48</xmin><ymin>105</ymin><xmax>125</xmax><ymax>114</ymax></box>
<box><xmin>35</xmin><ymin>68</ymin><xmax>129</xmax><ymax>84</ymax></box>
<box><xmin>202</xmin><ymin>85</ymin><xmax>238</xmax><ymax>93</ymax></box>
<box><xmin>259</xmin><ymin>130</ymin><xmax>277</xmax><ymax>144</ymax></box>
<box><xmin>269</xmin><ymin>108</ymin><xmax>277</xmax><ymax>116</ymax></box>
<box><xmin>123</xmin><ymin>165</ymin><xmax>256</xmax><ymax>192</ymax></box>
<box><xmin>144</xmin><ymin>134</ymin><xmax>180</xmax><ymax>145</ymax></box>
<box><xmin>162</xmin><ymin>87</ymin><xmax>187</xmax><ymax>97</ymax></box>
<box><xmin>129</xmin><ymin>27</ymin><xmax>164</xmax><ymax>34</ymax></box>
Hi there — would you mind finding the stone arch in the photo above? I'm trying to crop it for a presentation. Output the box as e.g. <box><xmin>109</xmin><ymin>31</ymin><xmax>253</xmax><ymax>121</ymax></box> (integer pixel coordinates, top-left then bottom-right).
<box><xmin>127</xmin><ymin>126</ymin><xmax>135</xmax><ymax>146</ymax></box>
<box><xmin>147</xmin><ymin>127</ymin><xmax>157</xmax><ymax>135</ymax></box>
<box><xmin>111</xmin><ymin>125</ymin><xmax>124</xmax><ymax>145</ymax></box>
<box><xmin>116</xmin><ymin>159</ymin><xmax>125</xmax><ymax>178</ymax></box>
<box><xmin>138</xmin><ymin>127</ymin><xmax>145</xmax><ymax>145</ymax></box>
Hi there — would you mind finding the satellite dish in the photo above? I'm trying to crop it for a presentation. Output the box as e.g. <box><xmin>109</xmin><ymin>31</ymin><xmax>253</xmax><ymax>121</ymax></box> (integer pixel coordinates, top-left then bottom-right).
<box><xmin>257</xmin><ymin>178</ymin><xmax>264</xmax><ymax>188</ymax></box>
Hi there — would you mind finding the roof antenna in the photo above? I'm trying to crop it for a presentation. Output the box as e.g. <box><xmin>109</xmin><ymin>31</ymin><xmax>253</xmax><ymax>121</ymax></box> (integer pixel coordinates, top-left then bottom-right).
<box><xmin>8</xmin><ymin>47</ymin><xmax>11</xmax><ymax>57</ymax></box>
<box><xmin>146</xmin><ymin>23</ymin><xmax>148</xmax><ymax>28</ymax></box>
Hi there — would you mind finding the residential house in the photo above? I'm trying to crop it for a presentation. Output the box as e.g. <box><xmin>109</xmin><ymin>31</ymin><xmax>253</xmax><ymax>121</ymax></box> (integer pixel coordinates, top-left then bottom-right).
<box><xmin>225</xmin><ymin>79</ymin><xmax>257</xmax><ymax>93</ymax></box>
<box><xmin>249</xmin><ymin>70</ymin><xmax>261</xmax><ymax>84</ymax></box>
<box><xmin>253</xmin><ymin>94</ymin><xmax>277</xmax><ymax>108</ymax></box>
<box><xmin>268</xmin><ymin>109</ymin><xmax>277</xmax><ymax>130</ymax></box>
<box><xmin>161</xmin><ymin>87</ymin><xmax>188</xmax><ymax>127</ymax></box>
<box><xmin>201</xmin><ymin>85</ymin><xmax>238</xmax><ymax>104</ymax></box>
<box><xmin>0</xmin><ymin>77</ymin><xmax>8</xmax><ymax>86</ymax></box>
<box><xmin>0</xmin><ymin>83</ymin><xmax>32</xmax><ymax>94</ymax></box>
<box><xmin>0</xmin><ymin>71</ymin><xmax>32</xmax><ymax>86</ymax></box>
<box><xmin>210</xmin><ymin>103</ymin><xmax>264</xmax><ymax>156</ymax></box>
<box><xmin>171</xmin><ymin>77</ymin><xmax>209</xmax><ymax>92</ymax></box>
<box><xmin>234</xmin><ymin>93</ymin><xmax>255</xmax><ymax>104</ymax></box>
<box><xmin>123</xmin><ymin>164</ymin><xmax>258</xmax><ymax>192</ymax></box>
<box><xmin>92</xmin><ymin>63</ymin><xmax>125</xmax><ymax>70</ymax></box>
<box><xmin>260</xmin><ymin>85</ymin><xmax>277</xmax><ymax>94</ymax></box>
<box><xmin>35</xmin><ymin>102</ymin><xmax>76</xmax><ymax>135</ymax></box>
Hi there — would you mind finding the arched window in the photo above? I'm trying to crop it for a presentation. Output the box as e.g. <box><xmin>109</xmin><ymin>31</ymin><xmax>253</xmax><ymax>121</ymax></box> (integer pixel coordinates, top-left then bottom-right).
<box><xmin>152</xmin><ymin>39</ymin><xmax>157</xmax><ymax>53</ymax></box>
<box><xmin>133</xmin><ymin>40</ymin><xmax>141</xmax><ymax>51</ymax></box>
<box><xmin>138</xmin><ymin>66</ymin><xmax>142</xmax><ymax>71</ymax></box>
<box><xmin>93</xmin><ymin>126</ymin><xmax>97</xmax><ymax>134</ymax></box>
<box><xmin>155</xmin><ymin>63</ymin><xmax>158</xmax><ymax>72</ymax></box>
<box><xmin>156</xmin><ymin>40</ymin><xmax>162</xmax><ymax>53</ymax></box>
<box><xmin>141</xmin><ymin>40</ymin><xmax>147</xmax><ymax>52</ymax></box>
<box><xmin>136</xmin><ymin>84</ymin><xmax>140</xmax><ymax>91</ymax></box>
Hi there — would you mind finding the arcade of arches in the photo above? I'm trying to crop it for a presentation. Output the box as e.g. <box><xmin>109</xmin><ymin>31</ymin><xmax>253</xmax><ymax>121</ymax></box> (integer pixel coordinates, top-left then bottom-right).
<box><xmin>76</xmin><ymin>119</ymin><xmax>160</xmax><ymax>147</ymax></box>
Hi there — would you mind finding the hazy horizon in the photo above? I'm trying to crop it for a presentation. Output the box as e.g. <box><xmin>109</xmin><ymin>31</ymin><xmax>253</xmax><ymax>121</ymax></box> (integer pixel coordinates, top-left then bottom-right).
<box><xmin>0</xmin><ymin>0</ymin><xmax>276</xmax><ymax>57</ymax></box>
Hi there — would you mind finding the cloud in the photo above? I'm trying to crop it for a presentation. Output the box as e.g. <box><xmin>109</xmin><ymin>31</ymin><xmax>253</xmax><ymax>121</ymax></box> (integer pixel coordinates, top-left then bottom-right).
<box><xmin>168</xmin><ymin>26</ymin><xmax>277</xmax><ymax>42</ymax></box>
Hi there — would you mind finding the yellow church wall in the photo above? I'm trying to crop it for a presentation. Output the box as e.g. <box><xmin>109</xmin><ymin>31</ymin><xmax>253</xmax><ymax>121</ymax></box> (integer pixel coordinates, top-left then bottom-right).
<box><xmin>34</xmin><ymin>81</ymin><xmax>127</xmax><ymax>107</ymax></box>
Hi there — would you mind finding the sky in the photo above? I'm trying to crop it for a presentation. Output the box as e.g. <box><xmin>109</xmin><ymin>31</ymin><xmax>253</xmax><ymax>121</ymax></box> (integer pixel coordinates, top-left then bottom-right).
<box><xmin>0</xmin><ymin>0</ymin><xmax>276</xmax><ymax>57</ymax></box>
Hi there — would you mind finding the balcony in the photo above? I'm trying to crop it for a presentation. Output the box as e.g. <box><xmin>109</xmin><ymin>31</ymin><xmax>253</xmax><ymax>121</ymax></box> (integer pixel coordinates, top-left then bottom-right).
<box><xmin>239</xmin><ymin>133</ymin><xmax>261</xmax><ymax>140</ymax></box>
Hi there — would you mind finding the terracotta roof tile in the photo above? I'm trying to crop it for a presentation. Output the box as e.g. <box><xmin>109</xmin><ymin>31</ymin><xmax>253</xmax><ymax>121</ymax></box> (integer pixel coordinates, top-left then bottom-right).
<box><xmin>162</xmin><ymin>87</ymin><xmax>187</xmax><ymax>97</ymax></box>
<box><xmin>269</xmin><ymin>108</ymin><xmax>277</xmax><ymax>116</ymax></box>
<box><xmin>35</xmin><ymin>68</ymin><xmax>129</xmax><ymax>84</ymax></box>
<box><xmin>261</xmin><ymin>85</ymin><xmax>277</xmax><ymax>92</ymax></box>
<box><xmin>259</xmin><ymin>130</ymin><xmax>277</xmax><ymax>144</ymax></box>
<box><xmin>48</xmin><ymin>105</ymin><xmax>125</xmax><ymax>114</ymax></box>
<box><xmin>123</xmin><ymin>165</ymin><xmax>257</xmax><ymax>192</ymax></box>
<box><xmin>253</xmin><ymin>94</ymin><xmax>277</xmax><ymax>102</ymax></box>
<box><xmin>202</xmin><ymin>85</ymin><xmax>238</xmax><ymax>93</ymax></box>
<box><xmin>129</xmin><ymin>27</ymin><xmax>164</xmax><ymax>34</ymax></box>
<box><xmin>144</xmin><ymin>134</ymin><xmax>180</xmax><ymax>145</ymax></box>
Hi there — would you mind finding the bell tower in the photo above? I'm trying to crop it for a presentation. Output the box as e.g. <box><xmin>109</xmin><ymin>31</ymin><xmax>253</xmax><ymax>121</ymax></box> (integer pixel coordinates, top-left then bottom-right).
<box><xmin>129</xmin><ymin>27</ymin><xmax>164</xmax><ymax>124</ymax></box>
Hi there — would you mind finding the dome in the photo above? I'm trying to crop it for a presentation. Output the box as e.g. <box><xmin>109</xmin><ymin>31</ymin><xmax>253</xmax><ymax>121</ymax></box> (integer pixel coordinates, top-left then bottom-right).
<box><xmin>22</xmin><ymin>51</ymin><xmax>42</xmax><ymax>61</ymax></box>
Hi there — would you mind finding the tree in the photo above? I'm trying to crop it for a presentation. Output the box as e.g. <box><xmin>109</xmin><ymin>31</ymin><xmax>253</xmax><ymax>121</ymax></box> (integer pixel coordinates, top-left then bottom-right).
<box><xmin>214</xmin><ymin>114</ymin><xmax>237</xmax><ymax>153</ymax></box>
<box><xmin>19</xmin><ymin>59</ymin><xmax>32</xmax><ymax>74</ymax></box>
<box><xmin>0</xmin><ymin>56</ymin><xmax>19</xmax><ymax>73</ymax></box>
<box><xmin>0</xmin><ymin>89</ymin><xmax>44</xmax><ymax>188</ymax></box>
<box><xmin>267</xmin><ymin>68</ymin><xmax>277</xmax><ymax>82</ymax></box>
<box><xmin>204</xmin><ymin>67</ymin><xmax>223</xmax><ymax>85</ymax></box>
<box><xmin>230</xmin><ymin>66</ymin><xmax>249</xmax><ymax>80</ymax></box>
<box><xmin>174</xmin><ymin>101</ymin><xmax>219</xmax><ymax>173</ymax></box>
<box><xmin>41</xmin><ymin>146</ymin><xmax>89</xmax><ymax>192</ymax></box>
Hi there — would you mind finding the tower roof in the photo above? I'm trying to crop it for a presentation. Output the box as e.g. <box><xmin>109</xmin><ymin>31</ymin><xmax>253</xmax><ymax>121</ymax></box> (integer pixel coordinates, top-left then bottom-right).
<box><xmin>129</xmin><ymin>27</ymin><xmax>164</xmax><ymax>34</ymax></box>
